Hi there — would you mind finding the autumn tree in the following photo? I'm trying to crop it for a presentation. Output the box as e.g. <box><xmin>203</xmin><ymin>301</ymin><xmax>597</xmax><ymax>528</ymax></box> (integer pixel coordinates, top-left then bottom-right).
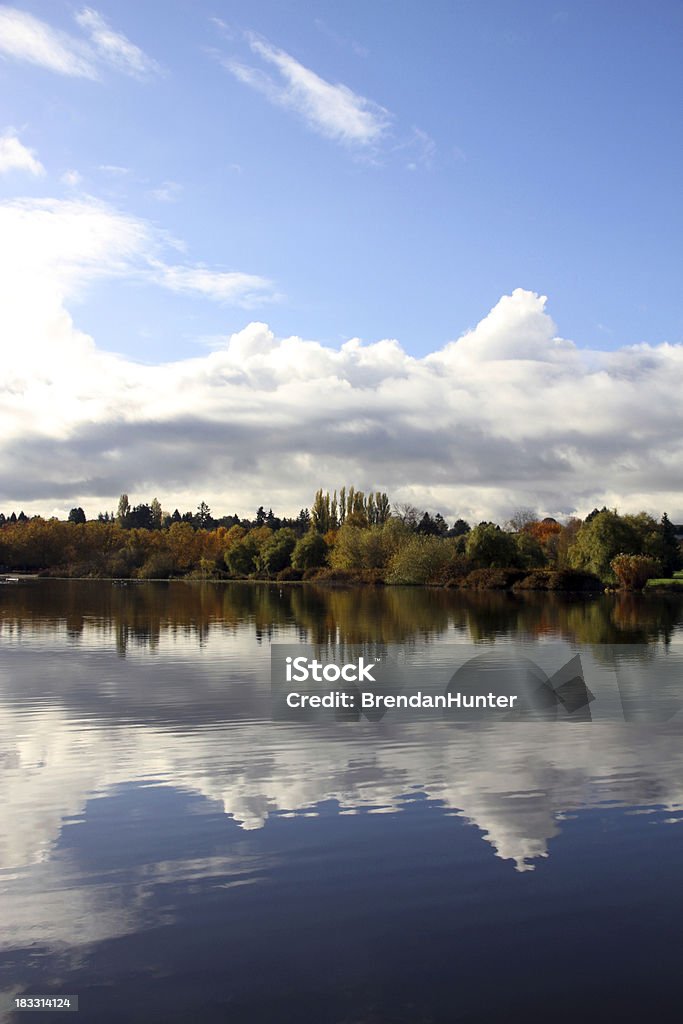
<box><xmin>311</xmin><ymin>490</ymin><xmax>332</xmax><ymax>533</ymax></box>
<box><xmin>611</xmin><ymin>554</ymin><xmax>661</xmax><ymax>590</ymax></box>
<box><xmin>150</xmin><ymin>498</ymin><xmax>162</xmax><ymax>529</ymax></box>
<box><xmin>117</xmin><ymin>494</ymin><xmax>130</xmax><ymax>524</ymax></box>
<box><xmin>569</xmin><ymin>509</ymin><xmax>668</xmax><ymax>582</ymax></box>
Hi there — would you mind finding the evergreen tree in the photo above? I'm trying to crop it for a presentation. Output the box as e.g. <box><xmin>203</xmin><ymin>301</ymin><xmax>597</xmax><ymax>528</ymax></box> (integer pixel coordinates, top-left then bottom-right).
<box><xmin>127</xmin><ymin>504</ymin><xmax>154</xmax><ymax>529</ymax></box>
<box><xmin>295</xmin><ymin>508</ymin><xmax>311</xmax><ymax>535</ymax></box>
<box><xmin>196</xmin><ymin>501</ymin><xmax>212</xmax><ymax>528</ymax></box>
<box><xmin>450</xmin><ymin>519</ymin><xmax>471</xmax><ymax>537</ymax></box>
<box><xmin>660</xmin><ymin>513</ymin><xmax>682</xmax><ymax>575</ymax></box>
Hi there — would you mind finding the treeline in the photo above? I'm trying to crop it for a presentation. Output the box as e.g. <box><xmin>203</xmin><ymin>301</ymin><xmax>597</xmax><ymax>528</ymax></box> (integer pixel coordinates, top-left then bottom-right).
<box><xmin>0</xmin><ymin>489</ymin><xmax>681</xmax><ymax>589</ymax></box>
<box><xmin>38</xmin><ymin>495</ymin><xmax>314</xmax><ymax>533</ymax></box>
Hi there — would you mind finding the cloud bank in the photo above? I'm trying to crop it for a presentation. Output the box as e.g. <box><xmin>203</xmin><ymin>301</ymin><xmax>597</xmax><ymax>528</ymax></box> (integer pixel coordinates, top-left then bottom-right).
<box><xmin>0</xmin><ymin>194</ymin><xmax>682</xmax><ymax>521</ymax></box>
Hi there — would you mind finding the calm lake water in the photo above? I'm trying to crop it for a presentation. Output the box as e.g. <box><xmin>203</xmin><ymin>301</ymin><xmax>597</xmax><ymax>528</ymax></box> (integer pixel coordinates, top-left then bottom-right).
<box><xmin>1</xmin><ymin>580</ymin><xmax>683</xmax><ymax>1023</ymax></box>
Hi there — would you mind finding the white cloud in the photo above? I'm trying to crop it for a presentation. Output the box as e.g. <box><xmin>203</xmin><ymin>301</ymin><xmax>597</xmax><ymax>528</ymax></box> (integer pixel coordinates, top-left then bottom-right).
<box><xmin>148</xmin><ymin>180</ymin><xmax>182</xmax><ymax>202</ymax></box>
<box><xmin>224</xmin><ymin>33</ymin><xmax>391</xmax><ymax>148</ymax></box>
<box><xmin>0</xmin><ymin>129</ymin><xmax>44</xmax><ymax>176</ymax></box>
<box><xmin>400</xmin><ymin>126</ymin><xmax>437</xmax><ymax>171</ymax></box>
<box><xmin>74</xmin><ymin>7</ymin><xmax>161</xmax><ymax>79</ymax></box>
<box><xmin>0</xmin><ymin>196</ymin><xmax>277</xmax><ymax>420</ymax></box>
<box><xmin>0</xmin><ymin>5</ymin><xmax>159</xmax><ymax>80</ymax></box>
<box><xmin>98</xmin><ymin>164</ymin><xmax>131</xmax><ymax>176</ymax></box>
<box><xmin>0</xmin><ymin>194</ymin><xmax>682</xmax><ymax>520</ymax></box>
<box><xmin>60</xmin><ymin>168</ymin><xmax>83</xmax><ymax>187</ymax></box>
<box><xmin>0</xmin><ymin>5</ymin><xmax>96</xmax><ymax>77</ymax></box>
<box><xmin>150</xmin><ymin>262</ymin><xmax>275</xmax><ymax>306</ymax></box>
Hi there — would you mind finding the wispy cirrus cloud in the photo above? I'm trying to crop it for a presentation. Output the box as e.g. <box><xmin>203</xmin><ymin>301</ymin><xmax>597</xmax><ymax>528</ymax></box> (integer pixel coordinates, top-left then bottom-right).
<box><xmin>219</xmin><ymin>29</ymin><xmax>435</xmax><ymax>166</ymax></box>
<box><xmin>224</xmin><ymin>33</ymin><xmax>391</xmax><ymax>149</ymax></box>
<box><xmin>0</xmin><ymin>129</ymin><xmax>44</xmax><ymax>176</ymax></box>
<box><xmin>149</xmin><ymin>261</ymin><xmax>276</xmax><ymax>307</ymax></box>
<box><xmin>398</xmin><ymin>126</ymin><xmax>437</xmax><ymax>171</ymax></box>
<box><xmin>74</xmin><ymin>7</ymin><xmax>161</xmax><ymax>80</ymax></box>
<box><xmin>0</xmin><ymin>6</ymin><xmax>95</xmax><ymax>77</ymax></box>
<box><xmin>0</xmin><ymin>195</ymin><xmax>278</xmax><ymax>369</ymax></box>
<box><xmin>148</xmin><ymin>180</ymin><xmax>182</xmax><ymax>203</ymax></box>
<box><xmin>0</xmin><ymin>5</ymin><xmax>160</xmax><ymax>80</ymax></box>
<box><xmin>98</xmin><ymin>164</ymin><xmax>131</xmax><ymax>176</ymax></box>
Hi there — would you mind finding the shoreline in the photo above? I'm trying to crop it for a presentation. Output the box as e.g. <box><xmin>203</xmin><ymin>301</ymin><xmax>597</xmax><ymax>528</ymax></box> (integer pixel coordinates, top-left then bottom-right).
<box><xmin>4</xmin><ymin>574</ymin><xmax>682</xmax><ymax>596</ymax></box>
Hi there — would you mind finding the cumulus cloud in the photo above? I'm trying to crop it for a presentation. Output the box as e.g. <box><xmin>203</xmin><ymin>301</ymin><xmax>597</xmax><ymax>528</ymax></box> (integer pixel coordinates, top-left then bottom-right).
<box><xmin>224</xmin><ymin>33</ymin><xmax>391</xmax><ymax>148</ymax></box>
<box><xmin>0</xmin><ymin>5</ymin><xmax>159</xmax><ymax>80</ymax></box>
<box><xmin>0</xmin><ymin>196</ymin><xmax>277</xmax><ymax>446</ymax></box>
<box><xmin>0</xmin><ymin>193</ymin><xmax>682</xmax><ymax>521</ymax></box>
<box><xmin>0</xmin><ymin>129</ymin><xmax>44</xmax><ymax>175</ymax></box>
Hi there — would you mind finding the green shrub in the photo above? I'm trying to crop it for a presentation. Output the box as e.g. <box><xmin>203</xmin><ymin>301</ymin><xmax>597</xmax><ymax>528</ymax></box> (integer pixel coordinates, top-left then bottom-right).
<box><xmin>292</xmin><ymin>530</ymin><xmax>328</xmax><ymax>571</ymax></box>
<box><xmin>138</xmin><ymin>552</ymin><xmax>175</xmax><ymax>579</ymax></box>
<box><xmin>465</xmin><ymin>524</ymin><xmax>521</xmax><ymax>568</ymax></box>
<box><xmin>512</xmin><ymin>569</ymin><xmax>602</xmax><ymax>591</ymax></box>
<box><xmin>304</xmin><ymin>566</ymin><xmax>351</xmax><ymax>583</ymax></box>
<box><xmin>258</xmin><ymin>528</ymin><xmax>297</xmax><ymax>575</ymax></box>
<box><xmin>276</xmin><ymin>566</ymin><xmax>303</xmax><ymax>581</ymax></box>
<box><xmin>385</xmin><ymin>535</ymin><xmax>451</xmax><ymax>585</ymax></box>
<box><xmin>461</xmin><ymin>568</ymin><xmax>527</xmax><ymax>590</ymax></box>
<box><xmin>225</xmin><ymin>535</ymin><xmax>259</xmax><ymax>576</ymax></box>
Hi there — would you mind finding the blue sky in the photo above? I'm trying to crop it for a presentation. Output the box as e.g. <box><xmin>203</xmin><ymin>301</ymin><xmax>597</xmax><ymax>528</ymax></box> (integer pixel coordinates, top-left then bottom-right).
<box><xmin>3</xmin><ymin>0</ymin><xmax>683</xmax><ymax>359</ymax></box>
<box><xmin>1</xmin><ymin>1</ymin><xmax>683</xmax><ymax>519</ymax></box>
